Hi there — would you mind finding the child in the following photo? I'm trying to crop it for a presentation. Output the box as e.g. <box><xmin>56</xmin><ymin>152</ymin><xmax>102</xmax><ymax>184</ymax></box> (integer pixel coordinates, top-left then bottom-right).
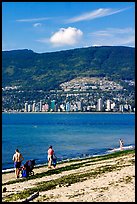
<box><xmin>21</xmin><ymin>164</ymin><xmax>28</xmax><ymax>178</ymax></box>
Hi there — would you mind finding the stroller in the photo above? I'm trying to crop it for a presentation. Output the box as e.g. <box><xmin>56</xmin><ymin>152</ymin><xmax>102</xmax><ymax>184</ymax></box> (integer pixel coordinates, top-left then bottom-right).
<box><xmin>21</xmin><ymin>159</ymin><xmax>35</xmax><ymax>178</ymax></box>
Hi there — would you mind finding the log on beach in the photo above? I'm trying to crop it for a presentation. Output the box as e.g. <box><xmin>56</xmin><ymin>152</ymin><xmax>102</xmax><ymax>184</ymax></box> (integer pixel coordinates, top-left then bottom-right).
<box><xmin>22</xmin><ymin>192</ymin><xmax>39</xmax><ymax>202</ymax></box>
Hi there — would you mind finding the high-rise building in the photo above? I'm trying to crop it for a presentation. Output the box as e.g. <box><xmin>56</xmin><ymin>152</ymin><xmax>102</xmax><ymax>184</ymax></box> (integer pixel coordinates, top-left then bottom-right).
<box><xmin>42</xmin><ymin>105</ymin><xmax>45</xmax><ymax>112</ymax></box>
<box><xmin>124</xmin><ymin>104</ymin><xmax>129</xmax><ymax>111</ymax></box>
<box><xmin>42</xmin><ymin>103</ymin><xmax>49</xmax><ymax>112</ymax></box>
<box><xmin>50</xmin><ymin>100</ymin><xmax>55</xmax><ymax>111</ymax></box>
<box><xmin>73</xmin><ymin>103</ymin><xmax>78</xmax><ymax>112</ymax></box>
<box><xmin>60</xmin><ymin>104</ymin><xmax>65</xmax><ymax>111</ymax></box>
<box><xmin>24</xmin><ymin>102</ymin><xmax>28</xmax><ymax>112</ymax></box>
<box><xmin>111</xmin><ymin>102</ymin><xmax>115</xmax><ymax>110</ymax></box>
<box><xmin>97</xmin><ymin>98</ymin><xmax>103</xmax><ymax>111</ymax></box>
<box><xmin>76</xmin><ymin>101</ymin><xmax>81</xmax><ymax>111</ymax></box>
<box><xmin>28</xmin><ymin>104</ymin><xmax>32</xmax><ymax>112</ymax></box>
<box><xmin>106</xmin><ymin>99</ymin><xmax>111</xmax><ymax>111</ymax></box>
<box><xmin>66</xmin><ymin>102</ymin><xmax>70</xmax><ymax>112</ymax></box>
<box><xmin>119</xmin><ymin>104</ymin><xmax>124</xmax><ymax>112</ymax></box>
<box><xmin>39</xmin><ymin>100</ymin><xmax>42</xmax><ymax>112</ymax></box>
<box><xmin>45</xmin><ymin>103</ymin><xmax>49</xmax><ymax>112</ymax></box>
<box><xmin>32</xmin><ymin>102</ymin><xmax>36</xmax><ymax>112</ymax></box>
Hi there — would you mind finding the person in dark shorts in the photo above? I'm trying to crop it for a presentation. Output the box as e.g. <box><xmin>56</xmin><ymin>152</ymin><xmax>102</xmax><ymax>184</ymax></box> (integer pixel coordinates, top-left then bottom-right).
<box><xmin>12</xmin><ymin>149</ymin><xmax>24</xmax><ymax>178</ymax></box>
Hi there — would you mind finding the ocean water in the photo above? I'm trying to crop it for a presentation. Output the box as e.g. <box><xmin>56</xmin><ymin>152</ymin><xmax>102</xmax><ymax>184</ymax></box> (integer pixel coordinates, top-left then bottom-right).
<box><xmin>2</xmin><ymin>113</ymin><xmax>135</xmax><ymax>170</ymax></box>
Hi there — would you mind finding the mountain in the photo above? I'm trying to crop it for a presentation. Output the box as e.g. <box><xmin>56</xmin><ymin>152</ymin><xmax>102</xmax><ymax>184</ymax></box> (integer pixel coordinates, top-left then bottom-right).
<box><xmin>2</xmin><ymin>46</ymin><xmax>135</xmax><ymax>91</ymax></box>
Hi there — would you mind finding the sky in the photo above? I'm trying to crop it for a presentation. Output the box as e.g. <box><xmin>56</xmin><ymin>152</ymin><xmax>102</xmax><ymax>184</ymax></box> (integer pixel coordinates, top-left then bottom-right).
<box><xmin>2</xmin><ymin>2</ymin><xmax>135</xmax><ymax>53</ymax></box>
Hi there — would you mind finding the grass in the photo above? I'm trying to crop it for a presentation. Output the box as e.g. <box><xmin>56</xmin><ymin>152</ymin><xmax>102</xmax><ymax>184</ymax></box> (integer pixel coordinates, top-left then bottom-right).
<box><xmin>2</xmin><ymin>149</ymin><xmax>135</xmax><ymax>202</ymax></box>
<box><xmin>3</xmin><ymin>149</ymin><xmax>134</xmax><ymax>186</ymax></box>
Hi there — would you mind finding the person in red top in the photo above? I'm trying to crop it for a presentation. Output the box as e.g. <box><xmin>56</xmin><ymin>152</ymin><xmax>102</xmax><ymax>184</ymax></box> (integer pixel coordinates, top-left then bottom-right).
<box><xmin>48</xmin><ymin>145</ymin><xmax>54</xmax><ymax>168</ymax></box>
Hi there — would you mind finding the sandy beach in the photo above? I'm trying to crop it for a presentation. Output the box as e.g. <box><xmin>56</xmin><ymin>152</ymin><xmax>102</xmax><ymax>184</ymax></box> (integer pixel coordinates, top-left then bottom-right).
<box><xmin>2</xmin><ymin>151</ymin><xmax>135</xmax><ymax>202</ymax></box>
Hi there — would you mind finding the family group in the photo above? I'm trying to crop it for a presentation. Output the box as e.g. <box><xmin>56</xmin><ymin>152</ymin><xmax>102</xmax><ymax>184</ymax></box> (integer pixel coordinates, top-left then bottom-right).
<box><xmin>12</xmin><ymin>145</ymin><xmax>57</xmax><ymax>179</ymax></box>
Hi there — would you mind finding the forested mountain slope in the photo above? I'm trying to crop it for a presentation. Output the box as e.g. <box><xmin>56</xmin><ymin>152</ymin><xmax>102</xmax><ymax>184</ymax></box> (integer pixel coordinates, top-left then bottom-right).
<box><xmin>2</xmin><ymin>46</ymin><xmax>135</xmax><ymax>91</ymax></box>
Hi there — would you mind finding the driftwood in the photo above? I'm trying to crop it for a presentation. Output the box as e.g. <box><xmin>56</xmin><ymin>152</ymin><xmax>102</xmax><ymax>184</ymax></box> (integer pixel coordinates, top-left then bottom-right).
<box><xmin>22</xmin><ymin>191</ymin><xmax>39</xmax><ymax>202</ymax></box>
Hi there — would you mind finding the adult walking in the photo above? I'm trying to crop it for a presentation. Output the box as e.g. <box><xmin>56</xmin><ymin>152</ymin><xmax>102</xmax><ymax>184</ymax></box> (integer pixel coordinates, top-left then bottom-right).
<box><xmin>48</xmin><ymin>145</ymin><xmax>54</xmax><ymax>168</ymax></box>
<box><xmin>119</xmin><ymin>139</ymin><xmax>124</xmax><ymax>151</ymax></box>
<box><xmin>12</xmin><ymin>149</ymin><xmax>24</xmax><ymax>178</ymax></box>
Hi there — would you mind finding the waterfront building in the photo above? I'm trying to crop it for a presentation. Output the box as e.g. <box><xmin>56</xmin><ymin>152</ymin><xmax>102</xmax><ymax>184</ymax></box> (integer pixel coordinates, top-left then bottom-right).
<box><xmin>32</xmin><ymin>102</ymin><xmax>36</xmax><ymax>112</ymax></box>
<box><xmin>28</xmin><ymin>104</ymin><xmax>32</xmax><ymax>112</ymax></box>
<box><xmin>50</xmin><ymin>100</ymin><xmax>55</xmax><ymax>111</ymax></box>
<box><xmin>24</xmin><ymin>102</ymin><xmax>28</xmax><ymax>112</ymax></box>
<box><xmin>87</xmin><ymin>105</ymin><xmax>91</xmax><ymax>111</ymax></box>
<box><xmin>44</xmin><ymin>103</ymin><xmax>49</xmax><ymax>112</ymax></box>
<box><xmin>35</xmin><ymin>105</ymin><xmax>40</xmax><ymax>112</ymax></box>
<box><xmin>124</xmin><ymin>103</ymin><xmax>129</xmax><ymax>111</ymax></box>
<box><xmin>128</xmin><ymin>104</ymin><xmax>132</xmax><ymax>111</ymax></box>
<box><xmin>70</xmin><ymin>103</ymin><xmax>74</xmax><ymax>112</ymax></box>
<box><xmin>76</xmin><ymin>101</ymin><xmax>82</xmax><ymax>111</ymax></box>
<box><xmin>39</xmin><ymin>100</ymin><xmax>42</xmax><ymax>112</ymax></box>
<box><xmin>42</xmin><ymin>105</ymin><xmax>45</xmax><ymax>112</ymax></box>
<box><xmin>66</xmin><ymin>102</ymin><xmax>70</xmax><ymax>112</ymax></box>
<box><xmin>106</xmin><ymin>99</ymin><xmax>111</xmax><ymax>111</ymax></box>
<box><xmin>60</xmin><ymin>103</ymin><xmax>65</xmax><ymax>111</ymax></box>
<box><xmin>119</xmin><ymin>104</ymin><xmax>124</xmax><ymax>112</ymax></box>
<box><xmin>73</xmin><ymin>103</ymin><xmax>78</xmax><ymax>112</ymax></box>
<box><xmin>97</xmin><ymin>98</ymin><xmax>103</xmax><ymax>111</ymax></box>
<box><xmin>111</xmin><ymin>102</ymin><xmax>116</xmax><ymax>110</ymax></box>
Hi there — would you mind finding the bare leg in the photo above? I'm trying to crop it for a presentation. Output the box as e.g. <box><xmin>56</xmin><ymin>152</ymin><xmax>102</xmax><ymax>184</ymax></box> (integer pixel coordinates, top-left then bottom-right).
<box><xmin>15</xmin><ymin>168</ymin><xmax>18</xmax><ymax>178</ymax></box>
<box><xmin>48</xmin><ymin>158</ymin><xmax>52</xmax><ymax>168</ymax></box>
<box><xmin>15</xmin><ymin>168</ymin><xmax>20</xmax><ymax>178</ymax></box>
<box><xmin>17</xmin><ymin>168</ymin><xmax>20</xmax><ymax>177</ymax></box>
<box><xmin>120</xmin><ymin>145</ymin><xmax>123</xmax><ymax>151</ymax></box>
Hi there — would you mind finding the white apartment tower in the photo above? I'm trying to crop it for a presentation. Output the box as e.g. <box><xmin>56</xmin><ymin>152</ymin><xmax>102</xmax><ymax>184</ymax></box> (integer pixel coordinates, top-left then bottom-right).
<box><xmin>106</xmin><ymin>99</ymin><xmax>111</xmax><ymax>111</ymax></box>
<box><xmin>76</xmin><ymin>101</ymin><xmax>82</xmax><ymax>111</ymax></box>
<box><xmin>28</xmin><ymin>104</ymin><xmax>32</xmax><ymax>112</ymax></box>
<box><xmin>24</xmin><ymin>102</ymin><xmax>28</xmax><ymax>112</ymax></box>
<box><xmin>97</xmin><ymin>98</ymin><xmax>103</xmax><ymax>111</ymax></box>
<box><xmin>32</xmin><ymin>102</ymin><xmax>36</xmax><ymax>112</ymax></box>
<box><xmin>39</xmin><ymin>100</ymin><xmax>42</xmax><ymax>112</ymax></box>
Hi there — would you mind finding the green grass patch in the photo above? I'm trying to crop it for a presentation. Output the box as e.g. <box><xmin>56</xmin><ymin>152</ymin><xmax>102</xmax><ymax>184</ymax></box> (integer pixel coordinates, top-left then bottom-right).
<box><xmin>3</xmin><ymin>157</ymin><xmax>134</xmax><ymax>202</ymax></box>
<box><xmin>3</xmin><ymin>149</ymin><xmax>134</xmax><ymax>186</ymax></box>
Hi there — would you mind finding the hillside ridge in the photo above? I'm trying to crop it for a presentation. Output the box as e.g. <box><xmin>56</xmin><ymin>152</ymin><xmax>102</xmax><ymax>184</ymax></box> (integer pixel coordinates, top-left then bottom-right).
<box><xmin>2</xmin><ymin>46</ymin><xmax>135</xmax><ymax>91</ymax></box>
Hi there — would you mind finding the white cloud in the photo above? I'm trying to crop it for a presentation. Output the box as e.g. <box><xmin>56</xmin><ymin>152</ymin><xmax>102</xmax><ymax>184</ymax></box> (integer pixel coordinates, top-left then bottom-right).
<box><xmin>16</xmin><ymin>17</ymin><xmax>50</xmax><ymax>22</ymax></box>
<box><xmin>90</xmin><ymin>27</ymin><xmax>135</xmax><ymax>47</ymax></box>
<box><xmin>91</xmin><ymin>27</ymin><xmax>134</xmax><ymax>36</ymax></box>
<box><xmin>65</xmin><ymin>7</ymin><xmax>131</xmax><ymax>23</ymax></box>
<box><xmin>36</xmin><ymin>38</ymin><xmax>49</xmax><ymax>43</ymax></box>
<box><xmin>33</xmin><ymin>23</ymin><xmax>42</xmax><ymax>27</ymax></box>
<box><xmin>92</xmin><ymin>31</ymin><xmax>112</xmax><ymax>37</ymax></box>
<box><xmin>49</xmin><ymin>27</ymin><xmax>83</xmax><ymax>47</ymax></box>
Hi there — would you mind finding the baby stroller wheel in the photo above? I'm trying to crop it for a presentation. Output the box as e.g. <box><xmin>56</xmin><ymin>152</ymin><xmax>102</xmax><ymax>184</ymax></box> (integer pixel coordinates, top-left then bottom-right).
<box><xmin>30</xmin><ymin>170</ymin><xmax>34</xmax><ymax>176</ymax></box>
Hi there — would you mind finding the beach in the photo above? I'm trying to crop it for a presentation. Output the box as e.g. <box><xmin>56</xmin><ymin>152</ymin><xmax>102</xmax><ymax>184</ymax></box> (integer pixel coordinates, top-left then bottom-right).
<box><xmin>2</xmin><ymin>150</ymin><xmax>135</xmax><ymax>202</ymax></box>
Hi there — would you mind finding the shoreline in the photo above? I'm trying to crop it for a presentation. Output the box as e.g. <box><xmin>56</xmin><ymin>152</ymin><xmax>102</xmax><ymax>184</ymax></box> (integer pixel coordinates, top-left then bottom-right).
<box><xmin>2</xmin><ymin>153</ymin><xmax>104</xmax><ymax>173</ymax></box>
<box><xmin>2</xmin><ymin>150</ymin><xmax>135</xmax><ymax>202</ymax></box>
<box><xmin>2</xmin><ymin>111</ymin><xmax>135</xmax><ymax>114</ymax></box>
<box><xmin>2</xmin><ymin>145</ymin><xmax>135</xmax><ymax>173</ymax></box>
<box><xmin>2</xmin><ymin>145</ymin><xmax>135</xmax><ymax>174</ymax></box>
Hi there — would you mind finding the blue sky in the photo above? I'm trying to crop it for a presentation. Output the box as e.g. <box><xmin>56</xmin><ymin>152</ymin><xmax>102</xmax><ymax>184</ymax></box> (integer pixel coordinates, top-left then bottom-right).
<box><xmin>2</xmin><ymin>2</ymin><xmax>135</xmax><ymax>53</ymax></box>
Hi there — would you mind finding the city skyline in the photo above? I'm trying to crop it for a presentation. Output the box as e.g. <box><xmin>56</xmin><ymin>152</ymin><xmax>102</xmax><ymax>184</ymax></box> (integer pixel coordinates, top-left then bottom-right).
<box><xmin>2</xmin><ymin>2</ymin><xmax>135</xmax><ymax>53</ymax></box>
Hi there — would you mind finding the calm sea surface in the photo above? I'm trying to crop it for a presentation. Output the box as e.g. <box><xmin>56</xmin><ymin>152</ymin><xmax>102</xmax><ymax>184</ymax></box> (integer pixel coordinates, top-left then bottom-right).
<box><xmin>2</xmin><ymin>113</ymin><xmax>135</xmax><ymax>170</ymax></box>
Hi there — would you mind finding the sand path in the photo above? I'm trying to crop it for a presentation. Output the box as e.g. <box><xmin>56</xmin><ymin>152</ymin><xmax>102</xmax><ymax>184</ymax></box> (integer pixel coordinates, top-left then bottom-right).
<box><xmin>2</xmin><ymin>153</ymin><xmax>135</xmax><ymax>202</ymax></box>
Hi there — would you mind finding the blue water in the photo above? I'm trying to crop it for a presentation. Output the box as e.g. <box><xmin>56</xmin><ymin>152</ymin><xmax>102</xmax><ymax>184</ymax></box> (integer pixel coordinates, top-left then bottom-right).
<box><xmin>2</xmin><ymin>113</ymin><xmax>135</xmax><ymax>170</ymax></box>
